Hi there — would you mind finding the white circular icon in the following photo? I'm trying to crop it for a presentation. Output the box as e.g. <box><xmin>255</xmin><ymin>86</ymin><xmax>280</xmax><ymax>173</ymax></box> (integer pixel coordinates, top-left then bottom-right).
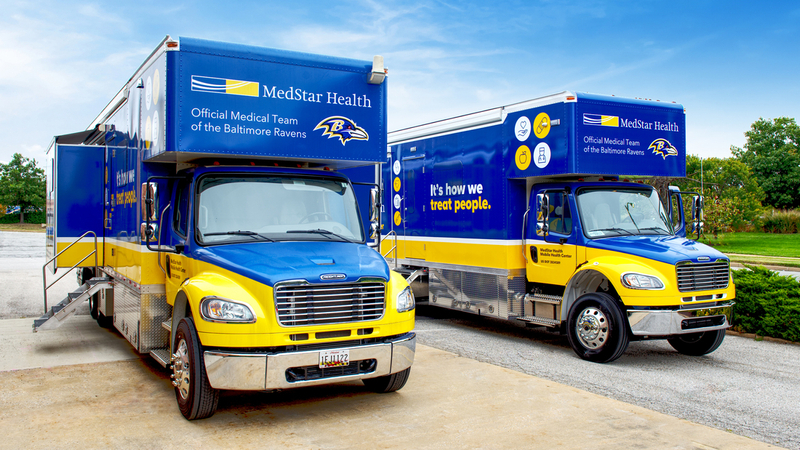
<box><xmin>393</xmin><ymin>159</ymin><xmax>401</xmax><ymax>175</ymax></box>
<box><xmin>515</xmin><ymin>116</ymin><xmax>531</xmax><ymax>142</ymax></box>
<box><xmin>534</xmin><ymin>142</ymin><xmax>551</xmax><ymax>168</ymax></box>
<box><xmin>393</xmin><ymin>194</ymin><xmax>402</xmax><ymax>210</ymax></box>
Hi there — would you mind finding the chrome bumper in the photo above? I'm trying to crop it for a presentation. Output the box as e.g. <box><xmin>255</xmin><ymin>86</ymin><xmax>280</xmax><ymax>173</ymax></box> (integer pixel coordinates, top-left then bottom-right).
<box><xmin>627</xmin><ymin>302</ymin><xmax>734</xmax><ymax>337</ymax></box>
<box><xmin>203</xmin><ymin>333</ymin><xmax>416</xmax><ymax>391</ymax></box>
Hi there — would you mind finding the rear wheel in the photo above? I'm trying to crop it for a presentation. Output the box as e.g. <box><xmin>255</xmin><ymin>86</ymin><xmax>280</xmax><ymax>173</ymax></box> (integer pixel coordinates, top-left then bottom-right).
<box><xmin>89</xmin><ymin>294</ymin><xmax>99</xmax><ymax>320</ymax></box>
<box><xmin>172</xmin><ymin>317</ymin><xmax>219</xmax><ymax>420</ymax></box>
<box><xmin>566</xmin><ymin>293</ymin><xmax>629</xmax><ymax>363</ymax></box>
<box><xmin>668</xmin><ymin>329</ymin><xmax>725</xmax><ymax>356</ymax></box>
<box><xmin>363</xmin><ymin>368</ymin><xmax>411</xmax><ymax>393</ymax></box>
<box><xmin>96</xmin><ymin>310</ymin><xmax>113</xmax><ymax>328</ymax></box>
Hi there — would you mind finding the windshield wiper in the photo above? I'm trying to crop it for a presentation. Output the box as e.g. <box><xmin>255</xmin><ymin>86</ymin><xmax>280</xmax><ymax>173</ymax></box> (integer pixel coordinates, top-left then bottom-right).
<box><xmin>286</xmin><ymin>228</ymin><xmax>354</xmax><ymax>242</ymax></box>
<box><xmin>592</xmin><ymin>227</ymin><xmax>635</xmax><ymax>236</ymax></box>
<box><xmin>202</xmin><ymin>230</ymin><xmax>274</xmax><ymax>242</ymax></box>
<box><xmin>624</xmin><ymin>202</ymin><xmax>641</xmax><ymax>233</ymax></box>
<box><xmin>639</xmin><ymin>226</ymin><xmax>670</xmax><ymax>235</ymax></box>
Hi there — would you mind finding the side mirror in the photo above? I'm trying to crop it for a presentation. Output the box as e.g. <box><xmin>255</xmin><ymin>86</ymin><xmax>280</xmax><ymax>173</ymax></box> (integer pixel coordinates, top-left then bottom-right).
<box><xmin>369</xmin><ymin>187</ymin><xmax>380</xmax><ymax>223</ymax></box>
<box><xmin>691</xmin><ymin>195</ymin><xmax>703</xmax><ymax>220</ymax></box>
<box><xmin>369</xmin><ymin>186</ymin><xmax>380</xmax><ymax>238</ymax></box>
<box><xmin>370</xmin><ymin>222</ymin><xmax>380</xmax><ymax>240</ymax></box>
<box><xmin>140</xmin><ymin>222</ymin><xmax>158</xmax><ymax>243</ymax></box>
<box><xmin>536</xmin><ymin>193</ymin><xmax>549</xmax><ymax>236</ymax></box>
<box><xmin>141</xmin><ymin>182</ymin><xmax>158</xmax><ymax>221</ymax></box>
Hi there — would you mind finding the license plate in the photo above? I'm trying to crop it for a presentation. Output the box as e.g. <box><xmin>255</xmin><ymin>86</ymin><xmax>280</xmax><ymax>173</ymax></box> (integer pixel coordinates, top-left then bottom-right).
<box><xmin>319</xmin><ymin>349</ymin><xmax>349</xmax><ymax>368</ymax></box>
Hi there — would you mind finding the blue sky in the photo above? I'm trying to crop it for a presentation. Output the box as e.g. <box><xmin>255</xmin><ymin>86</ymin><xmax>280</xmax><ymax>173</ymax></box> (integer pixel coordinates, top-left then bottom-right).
<box><xmin>1</xmin><ymin>0</ymin><xmax>798</xmax><ymax>166</ymax></box>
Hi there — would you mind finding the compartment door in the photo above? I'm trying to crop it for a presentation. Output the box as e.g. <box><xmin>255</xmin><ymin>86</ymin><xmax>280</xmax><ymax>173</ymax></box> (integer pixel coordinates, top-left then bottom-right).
<box><xmin>52</xmin><ymin>144</ymin><xmax>105</xmax><ymax>268</ymax></box>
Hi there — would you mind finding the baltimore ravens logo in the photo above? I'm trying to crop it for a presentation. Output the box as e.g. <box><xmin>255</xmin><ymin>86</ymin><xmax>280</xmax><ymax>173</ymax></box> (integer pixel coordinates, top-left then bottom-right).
<box><xmin>314</xmin><ymin>116</ymin><xmax>369</xmax><ymax>145</ymax></box>
<box><xmin>649</xmin><ymin>138</ymin><xmax>678</xmax><ymax>160</ymax></box>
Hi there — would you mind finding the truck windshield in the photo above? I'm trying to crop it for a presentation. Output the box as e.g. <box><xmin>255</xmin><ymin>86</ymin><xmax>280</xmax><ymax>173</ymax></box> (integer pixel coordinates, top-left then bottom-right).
<box><xmin>195</xmin><ymin>175</ymin><xmax>364</xmax><ymax>245</ymax></box>
<box><xmin>575</xmin><ymin>187</ymin><xmax>673</xmax><ymax>238</ymax></box>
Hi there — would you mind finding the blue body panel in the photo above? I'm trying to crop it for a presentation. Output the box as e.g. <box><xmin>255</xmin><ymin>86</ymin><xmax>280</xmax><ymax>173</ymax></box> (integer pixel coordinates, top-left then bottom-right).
<box><xmin>159</xmin><ymin>37</ymin><xmax>386</xmax><ymax>167</ymax></box>
<box><xmin>385</xmin><ymin>93</ymin><xmax>687</xmax><ymax>243</ymax></box>
<box><xmin>54</xmin><ymin>145</ymin><xmax>105</xmax><ymax>237</ymax></box>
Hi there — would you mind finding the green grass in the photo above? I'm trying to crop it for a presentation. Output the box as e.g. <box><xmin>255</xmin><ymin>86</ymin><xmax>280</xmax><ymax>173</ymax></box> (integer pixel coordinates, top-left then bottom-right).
<box><xmin>699</xmin><ymin>232</ymin><xmax>800</xmax><ymax>258</ymax></box>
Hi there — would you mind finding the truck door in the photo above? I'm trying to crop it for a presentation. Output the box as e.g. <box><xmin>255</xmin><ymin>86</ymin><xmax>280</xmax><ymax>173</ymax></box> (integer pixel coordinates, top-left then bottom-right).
<box><xmin>165</xmin><ymin>177</ymin><xmax>192</xmax><ymax>305</ymax></box>
<box><xmin>402</xmin><ymin>154</ymin><xmax>426</xmax><ymax>260</ymax></box>
<box><xmin>526</xmin><ymin>189</ymin><xmax>578</xmax><ymax>286</ymax></box>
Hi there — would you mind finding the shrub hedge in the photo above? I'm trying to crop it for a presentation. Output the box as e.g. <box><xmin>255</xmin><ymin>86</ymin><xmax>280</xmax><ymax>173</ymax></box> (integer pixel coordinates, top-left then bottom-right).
<box><xmin>731</xmin><ymin>266</ymin><xmax>800</xmax><ymax>342</ymax></box>
<box><xmin>0</xmin><ymin>211</ymin><xmax>46</xmax><ymax>224</ymax></box>
<box><xmin>762</xmin><ymin>209</ymin><xmax>800</xmax><ymax>234</ymax></box>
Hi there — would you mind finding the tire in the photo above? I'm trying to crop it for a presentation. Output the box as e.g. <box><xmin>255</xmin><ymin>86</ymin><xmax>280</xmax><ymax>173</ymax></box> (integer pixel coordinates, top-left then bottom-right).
<box><xmin>362</xmin><ymin>368</ymin><xmax>411</xmax><ymax>393</ymax></box>
<box><xmin>566</xmin><ymin>292</ymin><xmax>630</xmax><ymax>363</ymax></box>
<box><xmin>89</xmin><ymin>294</ymin><xmax>99</xmax><ymax>320</ymax></box>
<box><xmin>97</xmin><ymin>310</ymin><xmax>113</xmax><ymax>328</ymax></box>
<box><xmin>172</xmin><ymin>317</ymin><xmax>219</xmax><ymax>420</ymax></box>
<box><xmin>667</xmin><ymin>329</ymin><xmax>725</xmax><ymax>356</ymax></box>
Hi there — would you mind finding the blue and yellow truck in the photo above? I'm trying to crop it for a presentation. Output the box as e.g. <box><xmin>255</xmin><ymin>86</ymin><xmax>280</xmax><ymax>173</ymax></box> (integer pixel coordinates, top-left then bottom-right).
<box><xmin>36</xmin><ymin>36</ymin><xmax>415</xmax><ymax>420</ymax></box>
<box><xmin>382</xmin><ymin>92</ymin><xmax>734</xmax><ymax>363</ymax></box>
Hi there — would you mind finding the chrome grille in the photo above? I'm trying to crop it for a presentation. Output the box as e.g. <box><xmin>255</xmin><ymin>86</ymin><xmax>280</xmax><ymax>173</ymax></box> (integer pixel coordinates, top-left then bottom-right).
<box><xmin>275</xmin><ymin>281</ymin><xmax>386</xmax><ymax>326</ymax></box>
<box><xmin>676</xmin><ymin>260</ymin><xmax>730</xmax><ymax>292</ymax></box>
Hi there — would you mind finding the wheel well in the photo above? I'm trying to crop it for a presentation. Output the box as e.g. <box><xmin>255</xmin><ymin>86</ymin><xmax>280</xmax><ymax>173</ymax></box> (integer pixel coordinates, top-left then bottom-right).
<box><xmin>171</xmin><ymin>291</ymin><xmax>191</xmax><ymax>352</ymax></box>
<box><xmin>562</xmin><ymin>269</ymin><xmax>622</xmax><ymax>320</ymax></box>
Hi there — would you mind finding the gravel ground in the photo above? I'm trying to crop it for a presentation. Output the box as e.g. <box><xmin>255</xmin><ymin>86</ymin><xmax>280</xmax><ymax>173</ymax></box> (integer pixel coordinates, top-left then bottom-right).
<box><xmin>0</xmin><ymin>231</ymin><xmax>86</xmax><ymax>319</ymax></box>
<box><xmin>414</xmin><ymin>305</ymin><xmax>800</xmax><ymax>449</ymax></box>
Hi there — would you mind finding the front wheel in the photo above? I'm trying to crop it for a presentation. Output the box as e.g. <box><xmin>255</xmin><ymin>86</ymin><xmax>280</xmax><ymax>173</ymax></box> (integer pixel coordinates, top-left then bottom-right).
<box><xmin>566</xmin><ymin>293</ymin><xmax>630</xmax><ymax>363</ymax></box>
<box><xmin>667</xmin><ymin>329</ymin><xmax>725</xmax><ymax>356</ymax></box>
<box><xmin>172</xmin><ymin>317</ymin><xmax>219</xmax><ymax>420</ymax></box>
<box><xmin>363</xmin><ymin>368</ymin><xmax>411</xmax><ymax>393</ymax></box>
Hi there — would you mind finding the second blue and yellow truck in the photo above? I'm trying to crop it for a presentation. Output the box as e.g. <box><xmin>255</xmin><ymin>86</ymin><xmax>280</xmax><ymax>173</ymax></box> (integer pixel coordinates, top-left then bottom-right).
<box><xmin>382</xmin><ymin>92</ymin><xmax>734</xmax><ymax>364</ymax></box>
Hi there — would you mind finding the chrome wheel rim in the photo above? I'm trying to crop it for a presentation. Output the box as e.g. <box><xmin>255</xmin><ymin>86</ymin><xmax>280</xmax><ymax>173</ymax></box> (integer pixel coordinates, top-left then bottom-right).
<box><xmin>576</xmin><ymin>306</ymin><xmax>608</xmax><ymax>350</ymax></box>
<box><xmin>173</xmin><ymin>338</ymin><xmax>191</xmax><ymax>400</ymax></box>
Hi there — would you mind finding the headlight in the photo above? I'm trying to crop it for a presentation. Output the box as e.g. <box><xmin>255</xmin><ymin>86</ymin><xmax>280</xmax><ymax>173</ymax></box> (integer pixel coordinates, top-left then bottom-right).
<box><xmin>200</xmin><ymin>297</ymin><xmax>256</xmax><ymax>323</ymax></box>
<box><xmin>621</xmin><ymin>273</ymin><xmax>665</xmax><ymax>290</ymax></box>
<box><xmin>396</xmin><ymin>286</ymin><xmax>415</xmax><ymax>313</ymax></box>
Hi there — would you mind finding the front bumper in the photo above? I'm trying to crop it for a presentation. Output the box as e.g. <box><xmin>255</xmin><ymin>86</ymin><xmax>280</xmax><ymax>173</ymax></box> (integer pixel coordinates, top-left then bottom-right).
<box><xmin>627</xmin><ymin>302</ymin><xmax>734</xmax><ymax>337</ymax></box>
<box><xmin>203</xmin><ymin>332</ymin><xmax>416</xmax><ymax>390</ymax></box>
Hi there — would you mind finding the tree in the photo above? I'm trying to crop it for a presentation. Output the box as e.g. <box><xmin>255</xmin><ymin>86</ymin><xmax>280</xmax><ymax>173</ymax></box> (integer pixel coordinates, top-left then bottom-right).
<box><xmin>0</xmin><ymin>153</ymin><xmax>46</xmax><ymax>223</ymax></box>
<box><xmin>731</xmin><ymin>117</ymin><xmax>800</xmax><ymax>209</ymax></box>
<box><xmin>672</xmin><ymin>155</ymin><xmax>765</xmax><ymax>236</ymax></box>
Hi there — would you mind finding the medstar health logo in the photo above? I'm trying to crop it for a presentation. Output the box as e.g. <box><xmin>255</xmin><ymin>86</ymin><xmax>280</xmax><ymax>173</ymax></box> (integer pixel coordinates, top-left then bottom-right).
<box><xmin>314</xmin><ymin>116</ymin><xmax>369</xmax><ymax>145</ymax></box>
<box><xmin>649</xmin><ymin>138</ymin><xmax>678</xmax><ymax>159</ymax></box>
<box><xmin>191</xmin><ymin>75</ymin><xmax>259</xmax><ymax>97</ymax></box>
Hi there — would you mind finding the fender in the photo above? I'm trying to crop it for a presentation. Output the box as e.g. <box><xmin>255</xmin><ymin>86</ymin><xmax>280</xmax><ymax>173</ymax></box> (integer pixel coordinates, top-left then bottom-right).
<box><xmin>562</xmin><ymin>254</ymin><xmax>669</xmax><ymax>319</ymax></box>
<box><xmin>179</xmin><ymin>271</ymin><xmax>270</xmax><ymax>337</ymax></box>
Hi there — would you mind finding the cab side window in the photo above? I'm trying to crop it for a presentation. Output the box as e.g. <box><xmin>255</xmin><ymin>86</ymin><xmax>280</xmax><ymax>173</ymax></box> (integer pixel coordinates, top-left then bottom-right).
<box><xmin>547</xmin><ymin>191</ymin><xmax>572</xmax><ymax>235</ymax></box>
<box><xmin>174</xmin><ymin>179</ymin><xmax>190</xmax><ymax>237</ymax></box>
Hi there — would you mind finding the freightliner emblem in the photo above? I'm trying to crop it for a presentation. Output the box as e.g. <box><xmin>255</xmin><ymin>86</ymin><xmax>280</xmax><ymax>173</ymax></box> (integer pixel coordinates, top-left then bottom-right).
<box><xmin>320</xmin><ymin>273</ymin><xmax>347</xmax><ymax>281</ymax></box>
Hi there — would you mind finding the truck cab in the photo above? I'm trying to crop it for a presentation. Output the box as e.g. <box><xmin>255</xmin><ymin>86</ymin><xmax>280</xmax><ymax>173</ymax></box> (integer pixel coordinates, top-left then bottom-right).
<box><xmin>149</xmin><ymin>164</ymin><xmax>416</xmax><ymax>419</ymax></box>
<box><xmin>527</xmin><ymin>179</ymin><xmax>733</xmax><ymax>362</ymax></box>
